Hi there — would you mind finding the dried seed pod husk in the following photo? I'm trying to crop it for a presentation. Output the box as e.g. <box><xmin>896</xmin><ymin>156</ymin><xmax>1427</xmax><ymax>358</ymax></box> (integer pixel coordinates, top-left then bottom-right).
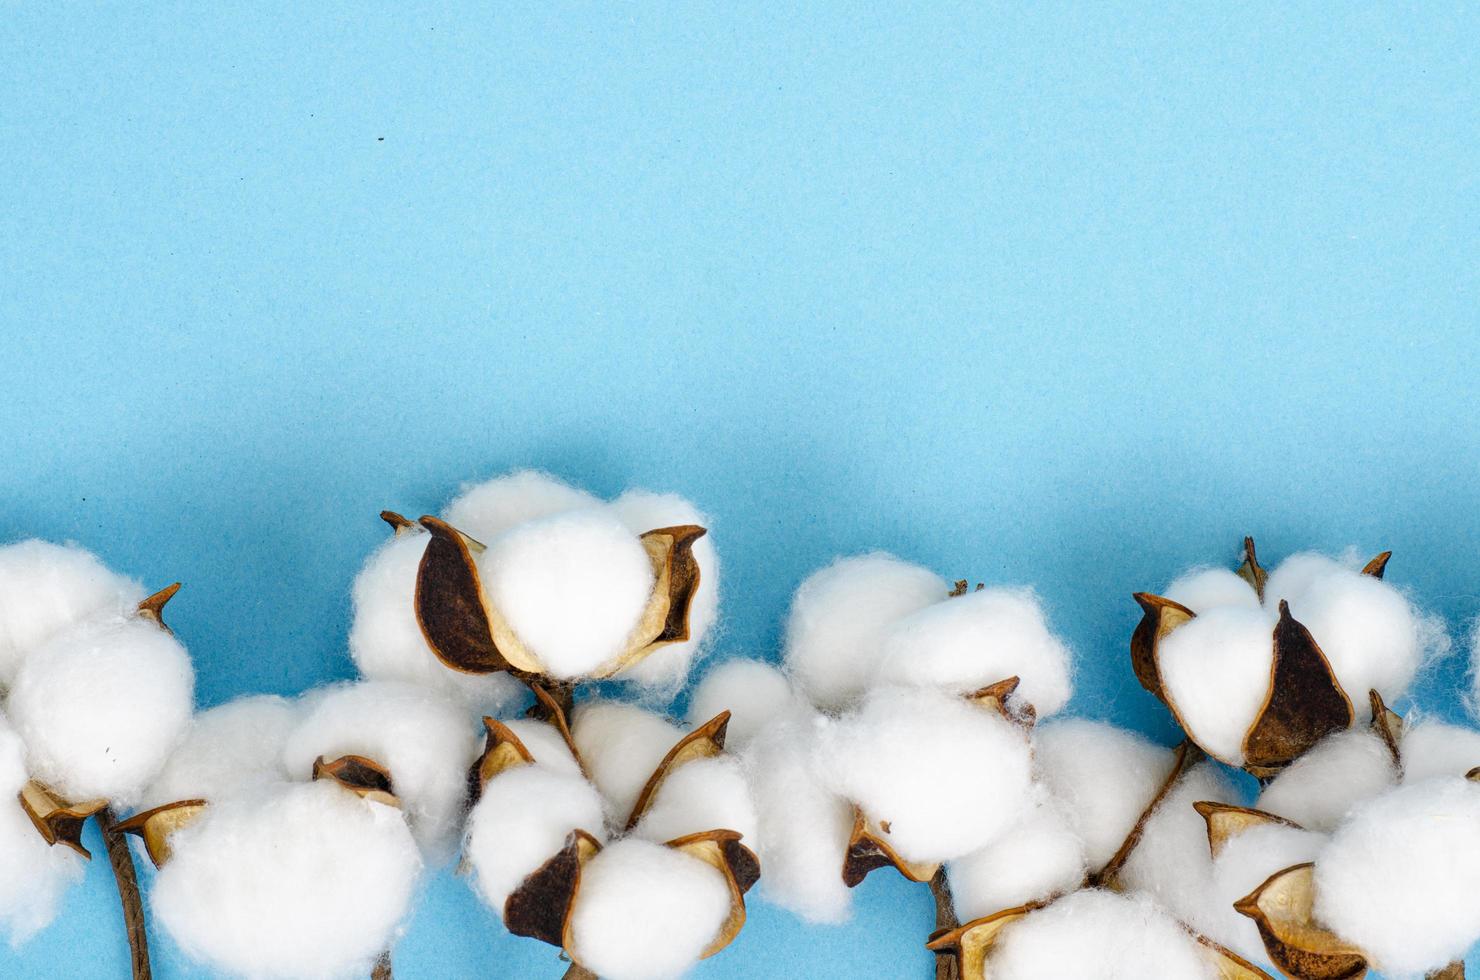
<box><xmin>1368</xmin><ymin>690</ymin><xmax>1404</xmax><ymax>766</ymax></box>
<box><xmin>1192</xmin><ymin>801</ymin><xmax>1303</xmax><ymax>859</ymax></box>
<box><xmin>1241</xmin><ymin>602</ymin><xmax>1353</xmax><ymax>776</ymax></box>
<box><xmin>1360</xmin><ymin>552</ymin><xmax>1392</xmax><ymax>579</ymax></box>
<box><xmin>114</xmin><ymin>799</ymin><xmax>208</xmax><ymax>868</ymax></box>
<box><xmin>469</xmin><ymin>717</ymin><xmax>536</xmax><ymax>801</ymax></box>
<box><xmin>136</xmin><ymin>581</ymin><xmax>182</xmax><ymax>633</ymax></box>
<box><xmin>527</xmin><ymin>684</ymin><xmax>585</xmax><ymax>767</ymax></box>
<box><xmin>1427</xmin><ymin>964</ymin><xmax>1465</xmax><ymax>980</ymax></box>
<box><xmin>965</xmin><ymin>676</ymin><xmax>1035</xmax><ymax>731</ymax></box>
<box><xmin>504</xmin><ymin>828</ymin><xmax>603</xmax><ymax>950</ymax></box>
<box><xmin>17</xmin><ymin>780</ymin><xmax>108</xmax><ymax>858</ymax></box>
<box><xmin>1129</xmin><ymin>593</ymin><xmax>1195</xmax><ymax>700</ymax></box>
<box><xmin>379</xmin><ymin>510</ymin><xmax>416</xmax><ymax>534</ymax></box>
<box><xmin>926</xmin><ymin>904</ymin><xmax>1034</xmax><ymax>979</ymax></box>
<box><xmin>1199</xmin><ymin>936</ymin><xmax>1277</xmax><ymax>980</ymax></box>
<box><xmin>666</xmin><ymin>829</ymin><xmax>760</xmax><ymax>957</ymax></box>
<box><xmin>1237</xmin><ymin>537</ymin><xmax>1268</xmax><ymax>600</ymax></box>
<box><xmin>625</xmin><ymin>711</ymin><xmax>731</xmax><ymax>830</ymax></box>
<box><xmin>1234</xmin><ymin>862</ymin><xmax>1368</xmax><ymax>980</ymax></box>
<box><xmin>312</xmin><ymin>754</ymin><xmax>400</xmax><ymax>809</ymax></box>
<box><xmin>1093</xmin><ymin>739</ymin><xmax>1204</xmax><ymax>887</ymax></box>
<box><xmin>842</xmin><ymin>806</ymin><xmax>940</xmax><ymax>887</ymax></box>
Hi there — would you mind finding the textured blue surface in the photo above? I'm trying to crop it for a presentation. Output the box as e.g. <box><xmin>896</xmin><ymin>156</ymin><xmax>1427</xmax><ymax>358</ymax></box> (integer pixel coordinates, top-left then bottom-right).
<box><xmin>3</xmin><ymin>3</ymin><xmax>1478</xmax><ymax>977</ymax></box>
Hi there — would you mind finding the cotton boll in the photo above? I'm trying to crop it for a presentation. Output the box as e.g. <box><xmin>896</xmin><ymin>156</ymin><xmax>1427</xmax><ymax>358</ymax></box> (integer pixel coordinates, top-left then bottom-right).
<box><xmin>0</xmin><ymin>708</ymin><xmax>84</xmax><ymax>944</ymax></box>
<box><xmin>499</xmin><ymin>717</ymin><xmax>583</xmax><ymax>778</ymax></box>
<box><xmin>875</xmin><ymin>587</ymin><xmax>1073</xmax><ymax>717</ymax></box>
<box><xmin>140</xmin><ymin>695</ymin><xmax>300</xmax><ymax>810</ymax></box>
<box><xmin>946</xmin><ymin>793</ymin><xmax>1087</xmax><ymax>921</ymax></box>
<box><xmin>1263</xmin><ymin>552</ymin><xmax>1351</xmax><ymax>611</ymax></box>
<box><xmin>1156</xmin><ymin>607</ymin><xmax>1275</xmax><ymax>765</ymax></box>
<box><xmin>1314</xmin><ymin>777</ymin><xmax>1480</xmax><ymax>976</ymax></box>
<box><xmin>480</xmin><ymin>510</ymin><xmax>655</xmax><ymax>680</ymax></box>
<box><xmin>8</xmin><ymin>615</ymin><xmax>193</xmax><ymax>808</ymax></box>
<box><xmin>464</xmin><ymin>764</ymin><xmax>607</xmax><ymax>914</ymax></box>
<box><xmin>442</xmin><ymin>470</ymin><xmax>601</xmax><ymax>543</ymax></box>
<box><xmin>283</xmin><ymin>681</ymin><xmax>479</xmax><ymax>861</ymax></box>
<box><xmin>1204</xmin><ymin>822</ymin><xmax>1326</xmax><ymax>963</ymax></box>
<box><xmin>1254</xmin><ymin>728</ymin><xmax>1397</xmax><ymax>832</ymax></box>
<box><xmin>606</xmin><ymin>490</ymin><xmax>719</xmax><ymax>691</ymax></box>
<box><xmin>816</xmin><ymin>686</ymin><xmax>1034</xmax><ymax>863</ymax></box>
<box><xmin>632</xmin><ymin>755</ymin><xmax>758</xmax><ymax>846</ymax></box>
<box><xmin>687</xmin><ymin>659</ymin><xmax>800</xmax><ymax>752</ymax></box>
<box><xmin>783</xmin><ymin>554</ymin><xmax>949</xmax><ymax>710</ymax></box>
<box><xmin>154</xmin><ymin>781</ymin><xmax>421</xmax><ymax>980</ymax></box>
<box><xmin>0</xmin><ymin>539</ymin><xmax>145</xmax><ymax>686</ymax></box>
<box><xmin>1164</xmin><ymin>566</ymin><xmax>1262</xmax><ymax>614</ymax></box>
<box><xmin>567</xmin><ymin>838</ymin><xmax>731</xmax><ymax>980</ymax></box>
<box><xmin>1400</xmin><ymin>719</ymin><xmax>1480</xmax><ymax>784</ymax></box>
<box><xmin>1032</xmin><ymin>720</ymin><xmax>1177</xmax><ymax>871</ymax></box>
<box><xmin>572</xmin><ymin>701</ymin><xmax>686</xmax><ymax>825</ymax></box>
<box><xmin>986</xmin><ymin>890</ymin><xmax>1218</xmax><ymax>980</ymax></box>
<box><xmin>348</xmin><ymin>529</ymin><xmax>523</xmax><ymax>714</ymax></box>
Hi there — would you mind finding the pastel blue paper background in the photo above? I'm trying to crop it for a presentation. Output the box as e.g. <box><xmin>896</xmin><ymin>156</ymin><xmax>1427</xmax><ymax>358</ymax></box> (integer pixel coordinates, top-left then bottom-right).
<box><xmin>3</xmin><ymin>3</ymin><xmax>1478</xmax><ymax>977</ymax></box>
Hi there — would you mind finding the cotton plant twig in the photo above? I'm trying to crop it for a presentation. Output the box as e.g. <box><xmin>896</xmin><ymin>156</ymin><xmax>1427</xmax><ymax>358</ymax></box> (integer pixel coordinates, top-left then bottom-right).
<box><xmin>929</xmin><ymin>869</ymin><xmax>960</xmax><ymax>980</ymax></box>
<box><xmin>101</xmin><ymin>807</ymin><xmax>151</xmax><ymax>980</ymax></box>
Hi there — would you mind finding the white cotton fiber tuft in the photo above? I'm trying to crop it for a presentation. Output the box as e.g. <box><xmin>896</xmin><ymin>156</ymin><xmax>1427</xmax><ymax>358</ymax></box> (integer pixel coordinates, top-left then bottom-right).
<box><xmin>348</xmin><ymin>528</ymin><xmax>522</xmax><ymax>713</ymax></box>
<box><xmin>1204</xmin><ymin>822</ymin><xmax>1326</xmax><ymax>963</ymax></box>
<box><xmin>442</xmin><ymin>470</ymin><xmax>601</xmax><ymax>543</ymax></box>
<box><xmin>154</xmin><ymin>781</ymin><xmax>421</xmax><ymax>980</ymax></box>
<box><xmin>1314</xmin><ymin>777</ymin><xmax>1480</xmax><ymax>976</ymax></box>
<box><xmin>783</xmin><ymin>554</ymin><xmax>948</xmax><ymax>710</ymax></box>
<box><xmin>632</xmin><ymin>755</ymin><xmax>758</xmax><ymax>846</ymax></box>
<box><xmin>687</xmin><ymin>659</ymin><xmax>799</xmax><ymax>752</ymax></box>
<box><xmin>1031</xmin><ymin>719</ymin><xmax>1176</xmax><ymax>871</ymax></box>
<box><xmin>480</xmin><ymin>510</ymin><xmax>655</xmax><ymax>680</ymax></box>
<box><xmin>986</xmin><ymin>889</ymin><xmax>1218</xmax><ymax>980</ymax></box>
<box><xmin>875</xmin><ymin>587</ymin><xmax>1073</xmax><ymax>716</ymax></box>
<box><xmin>1400</xmin><ymin>719</ymin><xmax>1480</xmax><ymax>784</ymax></box>
<box><xmin>572</xmin><ymin>701</ymin><xmax>685</xmax><ymax>826</ymax></box>
<box><xmin>140</xmin><ymin>695</ymin><xmax>300</xmax><ymax>810</ymax></box>
<box><xmin>283</xmin><ymin>681</ymin><xmax>479</xmax><ymax>861</ymax></box>
<box><xmin>464</xmin><ymin>764</ymin><xmax>607</xmax><ymax>914</ymax></box>
<box><xmin>8</xmin><ymin>615</ymin><xmax>194</xmax><ymax>808</ymax></box>
<box><xmin>1155</xmin><ymin>606</ymin><xmax>1274</xmax><ymax>765</ymax></box>
<box><xmin>1164</xmin><ymin>566</ymin><xmax>1262</xmax><ymax>614</ymax></box>
<box><xmin>1254</xmin><ymin>728</ymin><xmax>1396</xmax><ymax>832</ymax></box>
<box><xmin>0</xmin><ymin>539</ymin><xmax>144</xmax><ymax>686</ymax></box>
<box><xmin>605</xmin><ymin>490</ymin><xmax>719</xmax><ymax>691</ymax></box>
<box><xmin>499</xmin><ymin>717</ymin><xmax>583</xmax><ymax>777</ymax></box>
<box><xmin>816</xmin><ymin>685</ymin><xmax>1033</xmax><ymax>863</ymax></box>
<box><xmin>946</xmin><ymin>792</ymin><xmax>1087</xmax><ymax>921</ymax></box>
<box><xmin>567</xmin><ymin>838</ymin><xmax>731</xmax><ymax>980</ymax></box>
<box><xmin>0</xmin><ymin>707</ymin><xmax>85</xmax><ymax>945</ymax></box>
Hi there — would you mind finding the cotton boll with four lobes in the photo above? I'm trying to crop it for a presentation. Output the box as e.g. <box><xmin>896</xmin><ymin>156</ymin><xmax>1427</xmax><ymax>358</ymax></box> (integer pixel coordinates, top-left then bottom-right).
<box><xmin>0</xmin><ymin>708</ymin><xmax>84</xmax><ymax>945</ymax></box>
<box><xmin>1031</xmin><ymin>720</ymin><xmax>1177</xmax><ymax>871</ymax></box>
<box><xmin>567</xmin><ymin>837</ymin><xmax>732</xmax><ymax>980</ymax></box>
<box><xmin>572</xmin><ymin>701</ymin><xmax>686</xmax><ymax>826</ymax></box>
<box><xmin>687</xmin><ymin>659</ymin><xmax>800</xmax><ymax>752</ymax></box>
<box><xmin>875</xmin><ymin>588</ymin><xmax>1074</xmax><ymax>717</ymax></box>
<box><xmin>464</xmin><ymin>764</ymin><xmax>607</xmax><ymax>915</ymax></box>
<box><xmin>783</xmin><ymin>554</ymin><xmax>949</xmax><ymax>710</ymax></box>
<box><xmin>1314</xmin><ymin>777</ymin><xmax>1480</xmax><ymax>976</ymax></box>
<box><xmin>816</xmin><ymin>685</ymin><xmax>1034</xmax><ymax>863</ymax></box>
<box><xmin>605</xmin><ymin>490</ymin><xmax>719</xmax><ymax>691</ymax></box>
<box><xmin>1399</xmin><ymin>719</ymin><xmax>1480</xmax><ymax>784</ymax></box>
<box><xmin>1254</xmin><ymin>728</ymin><xmax>1397</xmax><ymax>832</ymax></box>
<box><xmin>8</xmin><ymin>614</ymin><xmax>193</xmax><ymax>809</ymax></box>
<box><xmin>283</xmin><ymin>681</ymin><xmax>479</xmax><ymax>862</ymax></box>
<box><xmin>946</xmin><ymin>791</ymin><xmax>1088</xmax><ymax>921</ymax></box>
<box><xmin>0</xmin><ymin>539</ymin><xmax>145</xmax><ymax>686</ymax></box>
<box><xmin>1164</xmin><ymin>566</ymin><xmax>1262</xmax><ymax>614</ymax></box>
<box><xmin>139</xmin><ymin>695</ymin><xmax>300</xmax><ymax>811</ymax></box>
<box><xmin>153</xmin><ymin>780</ymin><xmax>421</xmax><ymax>980</ymax></box>
<box><xmin>632</xmin><ymin>755</ymin><xmax>758</xmax><ymax>847</ymax></box>
<box><xmin>1203</xmin><ymin>822</ymin><xmax>1326</xmax><ymax>963</ymax></box>
<box><xmin>498</xmin><ymin>717</ymin><xmax>583</xmax><ymax>778</ymax></box>
<box><xmin>441</xmin><ymin>470</ymin><xmax>601</xmax><ymax>544</ymax></box>
<box><xmin>985</xmin><ymin>890</ymin><xmax>1219</xmax><ymax>980</ymax></box>
<box><xmin>348</xmin><ymin>527</ymin><xmax>523</xmax><ymax>714</ymax></box>
<box><xmin>479</xmin><ymin>510</ymin><xmax>655</xmax><ymax>680</ymax></box>
<box><xmin>1154</xmin><ymin>606</ymin><xmax>1275</xmax><ymax>765</ymax></box>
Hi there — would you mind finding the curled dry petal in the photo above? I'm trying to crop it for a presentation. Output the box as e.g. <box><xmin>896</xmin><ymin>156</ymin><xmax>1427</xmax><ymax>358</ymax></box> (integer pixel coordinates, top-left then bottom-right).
<box><xmin>17</xmin><ymin>780</ymin><xmax>108</xmax><ymax>859</ymax></box>
<box><xmin>1192</xmin><ymin>801</ymin><xmax>1302</xmax><ymax>860</ymax></box>
<box><xmin>842</xmin><ymin>806</ymin><xmax>940</xmax><ymax>887</ymax></box>
<box><xmin>312</xmin><ymin>754</ymin><xmax>400</xmax><ymax>809</ymax></box>
<box><xmin>1093</xmin><ymin>739</ymin><xmax>1204</xmax><ymax>887</ymax></box>
<box><xmin>114</xmin><ymin>799</ymin><xmax>208</xmax><ymax>868</ymax></box>
<box><xmin>625</xmin><ymin>711</ymin><xmax>731</xmax><ymax>831</ymax></box>
<box><xmin>504</xmin><ymin>829</ymin><xmax>603</xmax><ymax>950</ymax></box>
<box><xmin>1234</xmin><ymin>863</ymin><xmax>1368</xmax><ymax>980</ymax></box>
<box><xmin>666</xmin><ymin>829</ymin><xmax>760</xmax><ymax>958</ymax></box>
<box><xmin>136</xmin><ymin>582</ymin><xmax>182</xmax><ymax>634</ymax></box>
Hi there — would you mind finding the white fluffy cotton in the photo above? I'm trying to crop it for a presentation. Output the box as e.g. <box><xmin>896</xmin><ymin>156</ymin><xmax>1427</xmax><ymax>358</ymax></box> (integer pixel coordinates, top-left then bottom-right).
<box><xmin>985</xmin><ymin>890</ymin><xmax>1218</xmax><ymax>980</ymax></box>
<box><xmin>465</xmin><ymin>764</ymin><xmax>607</xmax><ymax>913</ymax></box>
<box><xmin>499</xmin><ymin>717</ymin><xmax>583</xmax><ymax>777</ymax></box>
<box><xmin>1204</xmin><ymin>822</ymin><xmax>1326</xmax><ymax>963</ymax></box>
<box><xmin>1155</xmin><ymin>606</ymin><xmax>1274</xmax><ymax>765</ymax></box>
<box><xmin>1255</xmin><ymin>728</ymin><xmax>1397</xmax><ymax>832</ymax></box>
<box><xmin>283</xmin><ymin>681</ymin><xmax>479</xmax><ymax>861</ymax></box>
<box><xmin>1164</xmin><ymin>566</ymin><xmax>1263</xmax><ymax>614</ymax></box>
<box><xmin>572</xmin><ymin>701</ymin><xmax>686</xmax><ymax>826</ymax></box>
<box><xmin>1314</xmin><ymin>777</ymin><xmax>1480</xmax><ymax>976</ymax></box>
<box><xmin>0</xmin><ymin>539</ymin><xmax>144</xmax><ymax>686</ymax></box>
<box><xmin>442</xmin><ymin>470</ymin><xmax>601</xmax><ymax>543</ymax></box>
<box><xmin>8</xmin><ymin>614</ymin><xmax>194</xmax><ymax>808</ymax></box>
<box><xmin>567</xmin><ymin>838</ymin><xmax>731</xmax><ymax>980</ymax></box>
<box><xmin>687</xmin><ymin>659</ymin><xmax>799</xmax><ymax>752</ymax></box>
<box><xmin>0</xmin><ymin>707</ymin><xmax>85</xmax><ymax>944</ymax></box>
<box><xmin>946</xmin><ymin>792</ymin><xmax>1087</xmax><ymax>921</ymax></box>
<box><xmin>783</xmin><ymin>554</ymin><xmax>948</xmax><ymax>710</ymax></box>
<box><xmin>632</xmin><ymin>755</ymin><xmax>758</xmax><ymax>846</ymax></box>
<box><xmin>1400</xmin><ymin>719</ymin><xmax>1480</xmax><ymax>784</ymax></box>
<box><xmin>816</xmin><ymin>686</ymin><xmax>1034</xmax><ymax>863</ymax></box>
<box><xmin>875</xmin><ymin>587</ymin><xmax>1073</xmax><ymax>717</ymax></box>
<box><xmin>140</xmin><ymin>695</ymin><xmax>300</xmax><ymax>810</ymax></box>
<box><xmin>154</xmin><ymin>780</ymin><xmax>421</xmax><ymax>980</ymax></box>
<box><xmin>480</xmin><ymin>510</ymin><xmax>655</xmax><ymax>680</ymax></box>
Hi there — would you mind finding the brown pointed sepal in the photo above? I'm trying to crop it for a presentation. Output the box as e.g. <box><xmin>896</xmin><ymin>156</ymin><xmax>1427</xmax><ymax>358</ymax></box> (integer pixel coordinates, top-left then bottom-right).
<box><xmin>312</xmin><ymin>754</ymin><xmax>400</xmax><ymax>808</ymax></box>
<box><xmin>1368</xmin><ymin>690</ymin><xmax>1404</xmax><ymax>766</ymax></box>
<box><xmin>415</xmin><ymin>516</ymin><xmax>515</xmax><ymax>675</ymax></box>
<box><xmin>137</xmin><ymin>582</ymin><xmax>182</xmax><ymax>633</ymax></box>
<box><xmin>380</xmin><ymin>510</ymin><xmax>416</xmax><ymax>534</ymax></box>
<box><xmin>965</xmin><ymin>677</ymin><xmax>1036</xmax><ymax>731</ymax></box>
<box><xmin>1241</xmin><ymin>602</ymin><xmax>1354</xmax><ymax>776</ymax></box>
<box><xmin>1129</xmin><ymin>593</ymin><xmax>1195</xmax><ymax>700</ymax></box>
<box><xmin>926</xmin><ymin>905</ymin><xmax>1035</xmax><ymax>980</ymax></box>
<box><xmin>1234</xmin><ymin>863</ymin><xmax>1368</xmax><ymax>980</ymax></box>
<box><xmin>1360</xmin><ymin>552</ymin><xmax>1392</xmax><ymax>579</ymax></box>
<box><xmin>1193</xmin><ymin>801</ymin><xmax>1302</xmax><ymax>859</ymax></box>
<box><xmin>841</xmin><ymin>806</ymin><xmax>939</xmax><ymax>887</ymax></box>
<box><xmin>1427</xmin><ymin>963</ymin><xmax>1465</xmax><ymax>980</ymax></box>
<box><xmin>1237</xmin><ymin>536</ymin><xmax>1268</xmax><ymax>600</ymax></box>
<box><xmin>114</xmin><ymin>799</ymin><xmax>208</xmax><ymax>868</ymax></box>
<box><xmin>469</xmin><ymin>717</ymin><xmax>536</xmax><ymax>802</ymax></box>
<box><xmin>625</xmin><ymin>710</ymin><xmax>730</xmax><ymax>830</ymax></box>
<box><xmin>17</xmin><ymin>781</ymin><xmax>108</xmax><ymax>859</ymax></box>
<box><xmin>503</xmin><ymin>829</ymin><xmax>602</xmax><ymax>950</ymax></box>
<box><xmin>666</xmin><ymin>829</ymin><xmax>759</xmax><ymax>957</ymax></box>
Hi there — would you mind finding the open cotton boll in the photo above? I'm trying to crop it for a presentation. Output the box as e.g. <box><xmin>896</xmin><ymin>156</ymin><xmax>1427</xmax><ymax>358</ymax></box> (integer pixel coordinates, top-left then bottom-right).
<box><xmin>479</xmin><ymin>510</ymin><xmax>655</xmax><ymax>680</ymax></box>
<box><xmin>348</xmin><ymin>529</ymin><xmax>522</xmax><ymax>714</ymax></box>
<box><xmin>1164</xmin><ymin>566</ymin><xmax>1262</xmax><ymax>614</ymax></box>
<box><xmin>567</xmin><ymin>838</ymin><xmax>731</xmax><ymax>980</ymax></box>
<box><xmin>1204</xmin><ymin>822</ymin><xmax>1326</xmax><ymax>962</ymax></box>
<box><xmin>1255</xmin><ymin>728</ymin><xmax>1396</xmax><ymax>832</ymax></box>
<box><xmin>154</xmin><ymin>780</ymin><xmax>421</xmax><ymax>980</ymax></box>
<box><xmin>442</xmin><ymin>469</ymin><xmax>601</xmax><ymax>544</ymax></box>
<box><xmin>1400</xmin><ymin>719</ymin><xmax>1480</xmax><ymax>784</ymax></box>
<box><xmin>606</xmin><ymin>490</ymin><xmax>719</xmax><ymax>691</ymax></box>
<box><xmin>986</xmin><ymin>889</ymin><xmax>1218</xmax><ymax>980</ymax></box>
<box><xmin>1032</xmin><ymin>720</ymin><xmax>1176</xmax><ymax>871</ymax></box>
<box><xmin>465</xmin><ymin>764</ymin><xmax>607</xmax><ymax>914</ymax></box>
<box><xmin>572</xmin><ymin>701</ymin><xmax>686</xmax><ymax>825</ymax></box>
<box><xmin>783</xmin><ymin>553</ymin><xmax>949</xmax><ymax>710</ymax></box>
<box><xmin>1156</xmin><ymin>606</ymin><xmax>1275</xmax><ymax>765</ymax></box>
<box><xmin>875</xmin><ymin>587</ymin><xmax>1073</xmax><ymax>717</ymax></box>
<box><xmin>499</xmin><ymin>717</ymin><xmax>583</xmax><ymax>777</ymax></box>
<box><xmin>687</xmin><ymin>659</ymin><xmax>800</xmax><ymax>752</ymax></box>
<box><xmin>816</xmin><ymin>685</ymin><xmax>1034</xmax><ymax>863</ymax></box>
<box><xmin>0</xmin><ymin>707</ymin><xmax>84</xmax><ymax>944</ymax></box>
<box><xmin>140</xmin><ymin>695</ymin><xmax>300</xmax><ymax>810</ymax></box>
<box><xmin>8</xmin><ymin>615</ymin><xmax>193</xmax><ymax>808</ymax></box>
<box><xmin>283</xmin><ymin>681</ymin><xmax>479</xmax><ymax>861</ymax></box>
<box><xmin>633</xmin><ymin>755</ymin><xmax>758</xmax><ymax>846</ymax></box>
<box><xmin>0</xmin><ymin>539</ymin><xmax>145</xmax><ymax>686</ymax></box>
<box><xmin>1314</xmin><ymin>777</ymin><xmax>1480</xmax><ymax>976</ymax></box>
<box><xmin>946</xmin><ymin>792</ymin><xmax>1087</xmax><ymax>921</ymax></box>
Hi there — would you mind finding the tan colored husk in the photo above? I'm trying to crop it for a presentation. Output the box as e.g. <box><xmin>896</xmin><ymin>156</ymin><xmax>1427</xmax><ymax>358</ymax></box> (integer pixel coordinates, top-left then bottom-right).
<box><xmin>311</xmin><ymin>754</ymin><xmax>400</xmax><ymax>809</ymax></box>
<box><xmin>625</xmin><ymin>711</ymin><xmax>731</xmax><ymax>830</ymax></box>
<box><xmin>1368</xmin><ymin>689</ymin><xmax>1404</xmax><ymax>766</ymax></box>
<box><xmin>666</xmin><ymin>829</ymin><xmax>760</xmax><ymax>958</ymax></box>
<box><xmin>1237</xmin><ymin>536</ymin><xmax>1268</xmax><ymax>600</ymax></box>
<box><xmin>1199</xmin><ymin>935</ymin><xmax>1279</xmax><ymax>980</ymax></box>
<box><xmin>136</xmin><ymin>582</ymin><xmax>182</xmax><ymax>634</ymax></box>
<box><xmin>17</xmin><ymin>780</ymin><xmax>108</xmax><ymax>859</ymax></box>
<box><xmin>1233</xmin><ymin>863</ymin><xmax>1368</xmax><ymax>980</ymax></box>
<box><xmin>926</xmin><ymin>905</ymin><xmax>1034</xmax><ymax>979</ymax></box>
<box><xmin>503</xmin><ymin>829</ymin><xmax>603</xmax><ymax>951</ymax></box>
<box><xmin>842</xmin><ymin>806</ymin><xmax>940</xmax><ymax>887</ymax></box>
<box><xmin>965</xmin><ymin>676</ymin><xmax>1036</xmax><ymax>731</ymax></box>
<box><xmin>114</xmin><ymin>800</ymin><xmax>208</xmax><ymax>868</ymax></box>
<box><xmin>1192</xmin><ymin>801</ymin><xmax>1303</xmax><ymax>860</ymax></box>
<box><xmin>379</xmin><ymin>510</ymin><xmax>416</xmax><ymax>534</ymax></box>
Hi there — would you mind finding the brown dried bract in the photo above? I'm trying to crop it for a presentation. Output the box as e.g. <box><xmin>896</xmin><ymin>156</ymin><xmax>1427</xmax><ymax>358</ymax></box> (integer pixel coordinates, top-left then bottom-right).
<box><xmin>626</xmin><ymin>711</ymin><xmax>730</xmax><ymax>831</ymax></box>
<box><xmin>470</xmin><ymin>717</ymin><xmax>536</xmax><ymax>801</ymax></box>
<box><xmin>17</xmin><ymin>780</ymin><xmax>108</xmax><ymax>859</ymax></box>
<box><xmin>1241</xmin><ymin>602</ymin><xmax>1353</xmax><ymax>776</ymax></box>
<box><xmin>312</xmin><ymin>754</ymin><xmax>400</xmax><ymax>808</ymax></box>
<box><xmin>114</xmin><ymin>800</ymin><xmax>208</xmax><ymax>868</ymax></box>
<box><xmin>1368</xmin><ymin>689</ymin><xmax>1404</xmax><ymax>767</ymax></box>
<box><xmin>926</xmin><ymin>905</ymin><xmax>1034</xmax><ymax>980</ymax></box>
<box><xmin>504</xmin><ymin>829</ymin><xmax>602</xmax><ymax>950</ymax></box>
<box><xmin>379</xmin><ymin>510</ymin><xmax>416</xmax><ymax>534</ymax></box>
<box><xmin>1360</xmin><ymin>552</ymin><xmax>1392</xmax><ymax>579</ymax></box>
<box><xmin>1129</xmin><ymin>593</ymin><xmax>1195</xmax><ymax>700</ymax></box>
<box><xmin>1234</xmin><ymin>863</ymin><xmax>1368</xmax><ymax>980</ymax></box>
<box><xmin>842</xmin><ymin>806</ymin><xmax>939</xmax><ymax>887</ymax></box>
<box><xmin>1094</xmin><ymin>739</ymin><xmax>1204</xmax><ymax>887</ymax></box>
<box><xmin>666</xmin><ymin>829</ymin><xmax>760</xmax><ymax>958</ymax></box>
<box><xmin>1192</xmin><ymin>801</ymin><xmax>1302</xmax><ymax>860</ymax></box>
<box><xmin>965</xmin><ymin>677</ymin><xmax>1036</xmax><ymax>731</ymax></box>
<box><xmin>1199</xmin><ymin>936</ymin><xmax>1277</xmax><ymax>980</ymax></box>
<box><xmin>1237</xmin><ymin>537</ymin><xmax>1268</xmax><ymax>600</ymax></box>
<box><xmin>136</xmin><ymin>582</ymin><xmax>182</xmax><ymax>634</ymax></box>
